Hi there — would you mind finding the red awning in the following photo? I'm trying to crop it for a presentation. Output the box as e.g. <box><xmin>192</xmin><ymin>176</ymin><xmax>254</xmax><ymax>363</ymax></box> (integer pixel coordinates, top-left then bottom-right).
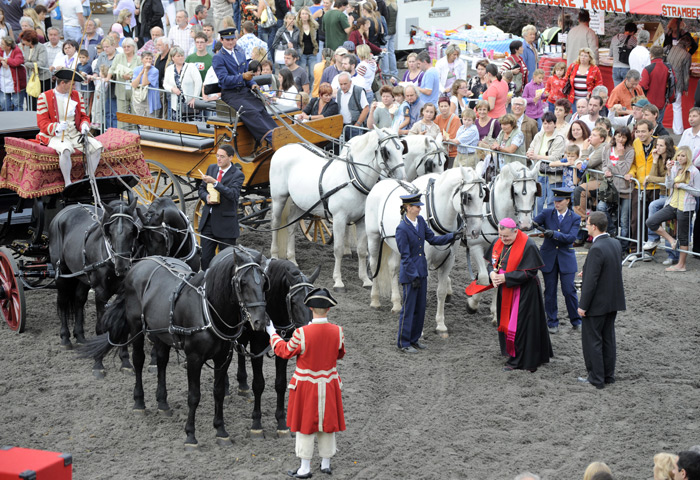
<box><xmin>629</xmin><ymin>0</ymin><xmax>700</xmax><ymax>18</ymax></box>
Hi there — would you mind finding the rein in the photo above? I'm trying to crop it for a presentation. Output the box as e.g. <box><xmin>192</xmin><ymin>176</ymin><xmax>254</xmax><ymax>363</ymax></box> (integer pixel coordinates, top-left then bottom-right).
<box><xmin>413</xmin><ymin>138</ymin><xmax>446</xmax><ymax>175</ymax></box>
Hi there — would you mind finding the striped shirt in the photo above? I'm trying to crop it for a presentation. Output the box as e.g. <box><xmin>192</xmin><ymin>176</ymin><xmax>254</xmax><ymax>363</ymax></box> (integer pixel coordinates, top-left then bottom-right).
<box><xmin>573</xmin><ymin>73</ymin><xmax>588</xmax><ymax>99</ymax></box>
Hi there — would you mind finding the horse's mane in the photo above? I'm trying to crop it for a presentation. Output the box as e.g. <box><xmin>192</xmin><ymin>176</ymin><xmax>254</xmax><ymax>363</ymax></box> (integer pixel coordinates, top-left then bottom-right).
<box><xmin>345</xmin><ymin>128</ymin><xmax>377</xmax><ymax>155</ymax></box>
<box><xmin>498</xmin><ymin>162</ymin><xmax>527</xmax><ymax>184</ymax></box>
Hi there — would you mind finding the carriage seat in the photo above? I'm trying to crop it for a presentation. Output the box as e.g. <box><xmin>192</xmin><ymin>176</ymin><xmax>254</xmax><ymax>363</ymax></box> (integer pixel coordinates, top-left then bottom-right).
<box><xmin>138</xmin><ymin>130</ymin><xmax>215</xmax><ymax>150</ymax></box>
<box><xmin>207</xmin><ymin>101</ymin><xmax>299</xmax><ymax>126</ymax></box>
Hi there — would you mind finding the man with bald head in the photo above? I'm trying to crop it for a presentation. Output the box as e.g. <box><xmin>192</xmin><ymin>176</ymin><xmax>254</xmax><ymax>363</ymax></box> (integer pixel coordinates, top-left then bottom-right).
<box><xmin>138</xmin><ymin>26</ymin><xmax>165</xmax><ymax>55</ymax></box>
<box><xmin>398</xmin><ymin>84</ymin><xmax>423</xmax><ymax>135</ymax></box>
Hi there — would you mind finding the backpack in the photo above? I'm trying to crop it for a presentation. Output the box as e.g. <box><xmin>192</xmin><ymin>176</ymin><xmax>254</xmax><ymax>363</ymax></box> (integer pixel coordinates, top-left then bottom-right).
<box><xmin>598</xmin><ymin>177</ymin><xmax>619</xmax><ymax>205</ymax></box>
<box><xmin>644</xmin><ymin>61</ymin><xmax>677</xmax><ymax>104</ymax></box>
<box><xmin>617</xmin><ymin>34</ymin><xmax>633</xmax><ymax>65</ymax></box>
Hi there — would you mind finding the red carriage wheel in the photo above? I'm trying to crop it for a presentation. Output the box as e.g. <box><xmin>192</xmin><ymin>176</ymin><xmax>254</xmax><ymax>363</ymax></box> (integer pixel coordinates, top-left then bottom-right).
<box><xmin>0</xmin><ymin>247</ymin><xmax>26</xmax><ymax>333</ymax></box>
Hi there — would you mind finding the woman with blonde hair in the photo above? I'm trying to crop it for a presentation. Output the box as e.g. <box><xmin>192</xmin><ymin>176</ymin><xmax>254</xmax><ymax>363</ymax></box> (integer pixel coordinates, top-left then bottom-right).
<box><xmin>435</xmin><ymin>43</ymin><xmax>466</xmax><ymax>96</ymax></box>
<box><xmin>296</xmin><ymin>6</ymin><xmax>319</xmax><ymax>85</ymax></box>
<box><xmin>646</xmin><ymin>145</ymin><xmax>700</xmax><ymax>272</ymax></box>
<box><xmin>582</xmin><ymin>461</ymin><xmax>612</xmax><ymax>480</ymax></box>
<box><xmin>653</xmin><ymin>452</ymin><xmax>678</xmax><ymax>480</ymax></box>
<box><xmin>563</xmin><ymin>47</ymin><xmax>602</xmax><ymax>111</ymax></box>
<box><xmin>163</xmin><ymin>45</ymin><xmax>202</xmax><ymax>121</ymax></box>
<box><xmin>21</xmin><ymin>10</ymin><xmax>45</xmax><ymax>42</ymax></box>
<box><xmin>402</xmin><ymin>52</ymin><xmax>423</xmax><ymax>85</ymax></box>
<box><xmin>361</xmin><ymin>1</ymin><xmax>383</xmax><ymax>47</ymax></box>
<box><xmin>356</xmin><ymin>44</ymin><xmax>377</xmax><ymax>103</ymax></box>
<box><xmin>117</xmin><ymin>9</ymin><xmax>135</xmax><ymax>40</ymax></box>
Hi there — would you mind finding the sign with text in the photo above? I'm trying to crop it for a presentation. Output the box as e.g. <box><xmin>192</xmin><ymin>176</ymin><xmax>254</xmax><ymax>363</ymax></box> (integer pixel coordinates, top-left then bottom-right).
<box><xmin>660</xmin><ymin>4</ymin><xmax>700</xmax><ymax>18</ymax></box>
<box><xmin>518</xmin><ymin>0</ymin><xmax>629</xmax><ymax>14</ymax></box>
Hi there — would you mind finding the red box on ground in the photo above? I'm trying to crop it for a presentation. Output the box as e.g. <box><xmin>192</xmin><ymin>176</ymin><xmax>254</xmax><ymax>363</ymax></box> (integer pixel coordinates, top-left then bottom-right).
<box><xmin>0</xmin><ymin>446</ymin><xmax>72</xmax><ymax>480</ymax></box>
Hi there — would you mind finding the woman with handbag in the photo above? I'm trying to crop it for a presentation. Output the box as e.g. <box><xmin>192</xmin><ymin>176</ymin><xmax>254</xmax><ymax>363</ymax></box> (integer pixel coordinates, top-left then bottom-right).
<box><xmin>19</xmin><ymin>29</ymin><xmax>49</xmax><ymax>110</ymax></box>
<box><xmin>256</xmin><ymin>0</ymin><xmax>277</xmax><ymax>52</ymax></box>
<box><xmin>491</xmin><ymin>113</ymin><xmax>526</xmax><ymax>167</ymax></box>
<box><xmin>528</xmin><ymin>111</ymin><xmax>567</xmax><ymax>211</ymax></box>
<box><xmin>0</xmin><ymin>36</ymin><xmax>26</xmax><ymax>111</ymax></box>
<box><xmin>163</xmin><ymin>46</ymin><xmax>202</xmax><ymax>121</ymax></box>
<box><xmin>106</xmin><ymin>37</ymin><xmax>141</xmax><ymax>128</ymax></box>
<box><xmin>131</xmin><ymin>50</ymin><xmax>161</xmax><ymax>117</ymax></box>
<box><xmin>498</xmin><ymin>40</ymin><xmax>527</xmax><ymax>97</ymax></box>
<box><xmin>563</xmin><ymin>47</ymin><xmax>603</xmax><ymax>113</ymax></box>
<box><xmin>272</xmin><ymin>13</ymin><xmax>299</xmax><ymax>66</ymax></box>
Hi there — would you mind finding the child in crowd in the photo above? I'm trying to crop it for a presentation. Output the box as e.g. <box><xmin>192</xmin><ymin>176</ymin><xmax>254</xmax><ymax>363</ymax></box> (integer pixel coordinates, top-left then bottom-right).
<box><xmin>549</xmin><ymin>143</ymin><xmax>580</xmax><ymax>189</ymax></box>
<box><xmin>368</xmin><ymin>85</ymin><xmax>396</xmax><ymax>129</ymax></box>
<box><xmin>523</xmin><ymin>68</ymin><xmax>546</xmax><ymax>127</ymax></box>
<box><xmin>393</xmin><ymin>85</ymin><xmax>410</xmax><ymax>133</ymax></box>
<box><xmin>409</xmin><ymin>103</ymin><xmax>440</xmax><ymax>138</ymax></box>
<box><xmin>544</xmin><ymin>62</ymin><xmax>567</xmax><ymax>112</ymax></box>
<box><xmin>502</xmin><ymin>69</ymin><xmax>515</xmax><ymax>109</ymax></box>
<box><xmin>435</xmin><ymin>96</ymin><xmax>461</xmax><ymax>167</ymax></box>
<box><xmin>454</xmin><ymin>109</ymin><xmax>479</xmax><ymax>168</ymax></box>
<box><xmin>76</xmin><ymin>49</ymin><xmax>94</xmax><ymax>114</ymax></box>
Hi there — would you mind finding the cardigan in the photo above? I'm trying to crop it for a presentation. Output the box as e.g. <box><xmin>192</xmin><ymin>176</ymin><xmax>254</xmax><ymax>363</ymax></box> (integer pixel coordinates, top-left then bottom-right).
<box><xmin>163</xmin><ymin>62</ymin><xmax>202</xmax><ymax>110</ymax></box>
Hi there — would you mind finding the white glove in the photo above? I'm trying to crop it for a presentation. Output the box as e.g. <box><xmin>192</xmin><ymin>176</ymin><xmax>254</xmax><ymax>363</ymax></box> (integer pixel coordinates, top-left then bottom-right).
<box><xmin>55</xmin><ymin>122</ymin><xmax>68</xmax><ymax>133</ymax></box>
<box><xmin>81</xmin><ymin>123</ymin><xmax>90</xmax><ymax>135</ymax></box>
<box><xmin>265</xmin><ymin>321</ymin><xmax>276</xmax><ymax>337</ymax></box>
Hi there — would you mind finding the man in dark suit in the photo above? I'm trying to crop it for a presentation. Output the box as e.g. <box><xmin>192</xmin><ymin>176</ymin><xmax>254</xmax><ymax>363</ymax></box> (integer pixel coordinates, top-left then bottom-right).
<box><xmin>198</xmin><ymin>144</ymin><xmax>245</xmax><ymax>270</ymax></box>
<box><xmin>395</xmin><ymin>193</ymin><xmax>458</xmax><ymax>354</ymax></box>
<box><xmin>212</xmin><ymin>27</ymin><xmax>278</xmax><ymax>148</ymax></box>
<box><xmin>577</xmin><ymin>211</ymin><xmax>626</xmax><ymax>389</ymax></box>
<box><xmin>533</xmin><ymin>187</ymin><xmax>582</xmax><ymax>334</ymax></box>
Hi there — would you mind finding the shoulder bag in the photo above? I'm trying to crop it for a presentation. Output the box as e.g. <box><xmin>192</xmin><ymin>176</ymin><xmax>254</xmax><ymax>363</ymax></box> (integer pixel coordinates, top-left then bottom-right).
<box><xmin>26</xmin><ymin>64</ymin><xmax>41</xmax><ymax>98</ymax></box>
<box><xmin>477</xmin><ymin>119</ymin><xmax>497</xmax><ymax>160</ymax></box>
<box><xmin>260</xmin><ymin>0</ymin><xmax>277</xmax><ymax>28</ymax></box>
<box><xmin>561</xmin><ymin>65</ymin><xmax>572</xmax><ymax>97</ymax></box>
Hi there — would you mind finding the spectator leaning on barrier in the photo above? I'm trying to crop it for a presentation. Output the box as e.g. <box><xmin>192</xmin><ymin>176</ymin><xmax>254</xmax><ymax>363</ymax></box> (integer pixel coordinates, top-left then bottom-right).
<box><xmin>608</xmin><ymin>21</ymin><xmax>638</xmax><ymax>86</ymax></box>
<box><xmin>435</xmin><ymin>95</ymin><xmax>461</xmax><ymax>166</ymax></box>
<box><xmin>19</xmin><ymin>29</ymin><xmax>49</xmax><ymax>109</ymax></box>
<box><xmin>598</xmin><ymin>125</ymin><xmax>634</xmax><ymax>248</ymax></box>
<box><xmin>0</xmin><ymin>35</ymin><xmax>25</xmax><ymax>112</ymax></box>
<box><xmin>643</xmin><ymin>136</ymin><xmax>677</xmax><ymax>265</ymax></box>
<box><xmin>565</xmin><ymin>9</ymin><xmax>598</xmax><ymax>67</ymax></box>
<box><xmin>492</xmin><ymin>113</ymin><xmax>526</xmax><ymax>166</ymax></box>
<box><xmin>629</xmin><ymin>29</ymin><xmax>650</xmax><ymax>74</ymax></box>
<box><xmin>530</xmin><ymin>111</ymin><xmax>566</xmax><ymax>211</ymax></box>
<box><xmin>510</xmin><ymin>96</ymin><xmax>538</xmax><ymax>152</ymax></box>
<box><xmin>131</xmin><ymin>50</ymin><xmax>162</xmax><ymax>117</ymax></box>
<box><xmin>627</xmin><ymin>119</ymin><xmax>660</xmax><ymax>248</ymax></box>
<box><xmin>336</xmin><ymin>71</ymin><xmax>368</xmax><ymax>140</ymax></box>
<box><xmin>409</xmin><ymin>102</ymin><xmax>440</xmax><ymax>139</ymax></box>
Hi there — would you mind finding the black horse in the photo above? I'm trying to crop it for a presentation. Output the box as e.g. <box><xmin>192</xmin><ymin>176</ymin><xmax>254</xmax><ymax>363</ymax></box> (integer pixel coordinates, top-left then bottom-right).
<box><xmin>235</xmin><ymin>259</ymin><xmax>320</xmax><ymax>437</ymax></box>
<box><xmin>138</xmin><ymin>197</ymin><xmax>201</xmax><ymax>271</ymax></box>
<box><xmin>80</xmin><ymin>247</ymin><xmax>269</xmax><ymax>449</ymax></box>
<box><xmin>49</xmin><ymin>199</ymin><xmax>141</xmax><ymax>355</ymax></box>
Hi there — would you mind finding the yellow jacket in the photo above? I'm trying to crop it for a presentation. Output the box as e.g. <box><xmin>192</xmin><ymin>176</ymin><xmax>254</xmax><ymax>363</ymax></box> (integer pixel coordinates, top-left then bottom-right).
<box><xmin>630</xmin><ymin>138</ymin><xmax>659</xmax><ymax>190</ymax></box>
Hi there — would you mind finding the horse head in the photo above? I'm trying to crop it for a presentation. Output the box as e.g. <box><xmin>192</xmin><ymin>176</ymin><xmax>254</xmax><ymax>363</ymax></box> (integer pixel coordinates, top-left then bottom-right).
<box><xmin>138</xmin><ymin>198</ymin><xmax>192</xmax><ymax>259</ymax></box>
<box><xmin>102</xmin><ymin>198</ymin><xmax>141</xmax><ymax>277</ymax></box>
<box><xmin>138</xmin><ymin>208</ymin><xmax>170</xmax><ymax>257</ymax></box>
<box><xmin>453</xmin><ymin>167</ymin><xmax>485</xmax><ymax>239</ymax></box>
<box><xmin>421</xmin><ymin>136</ymin><xmax>447</xmax><ymax>176</ymax></box>
<box><xmin>499</xmin><ymin>162</ymin><xmax>540</xmax><ymax>231</ymax></box>
<box><xmin>229</xmin><ymin>247</ymin><xmax>269</xmax><ymax>332</ymax></box>
<box><xmin>374</xmin><ymin>127</ymin><xmax>406</xmax><ymax>181</ymax></box>
<box><xmin>281</xmin><ymin>264</ymin><xmax>320</xmax><ymax>332</ymax></box>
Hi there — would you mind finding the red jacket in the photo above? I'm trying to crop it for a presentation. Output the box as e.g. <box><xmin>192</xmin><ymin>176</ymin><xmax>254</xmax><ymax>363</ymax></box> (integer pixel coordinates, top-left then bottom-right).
<box><xmin>3</xmin><ymin>46</ymin><xmax>26</xmax><ymax>92</ymax></box>
<box><xmin>564</xmin><ymin>62</ymin><xmax>603</xmax><ymax>103</ymax></box>
<box><xmin>271</xmin><ymin>319</ymin><xmax>346</xmax><ymax>435</ymax></box>
<box><xmin>36</xmin><ymin>89</ymin><xmax>91</xmax><ymax>145</ymax></box>
<box><xmin>640</xmin><ymin>58</ymin><xmax>669</xmax><ymax>110</ymax></box>
<box><xmin>348</xmin><ymin>30</ymin><xmax>381</xmax><ymax>55</ymax></box>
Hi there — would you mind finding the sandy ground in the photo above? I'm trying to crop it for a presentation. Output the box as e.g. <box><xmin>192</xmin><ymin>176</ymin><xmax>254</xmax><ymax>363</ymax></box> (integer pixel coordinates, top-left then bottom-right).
<box><xmin>1</xmin><ymin>225</ymin><xmax>699</xmax><ymax>480</ymax></box>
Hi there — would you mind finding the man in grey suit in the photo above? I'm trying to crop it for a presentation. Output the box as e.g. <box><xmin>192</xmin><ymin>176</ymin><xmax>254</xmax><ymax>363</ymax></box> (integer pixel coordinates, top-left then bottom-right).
<box><xmin>577</xmin><ymin>211</ymin><xmax>626</xmax><ymax>389</ymax></box>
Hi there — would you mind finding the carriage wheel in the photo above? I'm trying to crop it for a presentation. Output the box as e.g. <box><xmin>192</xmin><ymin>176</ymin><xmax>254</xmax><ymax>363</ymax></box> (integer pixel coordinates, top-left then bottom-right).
<box><xmin>0</xmin><ymin>247</ymin><xmax>26</xmax><ymax>333</ymax></box>
<box><xmin>299</xmin><ymin>216</ymin><xmax>333</xmax><ymax>244</ymax></box>
<box><xmin>133</xmin><ymin>159</ymin><xmax>186</xmax><ymax>213</ymax></box>
<box><xmin>238</xmin><ymin>197</ymin><xmax>271</xmax><ymax>232</ymax></box>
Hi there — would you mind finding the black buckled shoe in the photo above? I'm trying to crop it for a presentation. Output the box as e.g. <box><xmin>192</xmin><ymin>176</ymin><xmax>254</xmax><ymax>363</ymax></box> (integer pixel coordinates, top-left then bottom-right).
<box><xmin>411</xmin><ymin>341</ymin><xmax>427</xmax><ymax>350</ymax></box>
<box><xmin>399</xmin><ymin>346</ymin><xmax>418</xmax><ymax>354</ymax></box>
<box><xmin>320</xmin><ymin>465</ymin><xmax>332</xmax><ymax>475</ymax></box>
<box><xmin>287</xmin><ymin>469</ymin><xmax>313</xmax><ymax>479</ymax></box>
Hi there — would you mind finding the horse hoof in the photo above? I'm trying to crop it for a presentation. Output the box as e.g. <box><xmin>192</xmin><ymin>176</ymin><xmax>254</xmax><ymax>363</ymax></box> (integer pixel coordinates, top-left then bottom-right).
<box><xmin>237</xmin><ymin>388</ymin><xmax>250</xmax><ymax>397</ymax></box>
<box><xmin>121</xmin><ymin>367</ymin><xmax>135</xmax><ymax>376</ymax></box>
<box><xmin>60</xmin><ymin>339</ymin><xmax>73</xmax><ymax>350</ymax></box>
<box><xmin>444</xmin><ymin>295</ymin><xmax>453</xmax><ymax>304</ymax></box>
<box><xmin>148</xmin><ymin>364</ymin><xmax>157</xmax><ymax>374</ymax></box>
<box><xmin>466</xmin><ymin>305</ymin><xmax>477</xmax><ymax>315</ymax></box>
<box><xmin>438</xmin><ymin>332</ymin><xmax>449</xmax><ymax>339</ymax></box>
<box><xmin>277</xmin><ymin>429</ymin><xmax>291</xmax><ymax>438</ymax></box>
<box><xmin>370</xmin><ymin>304</ymin><xmax>381</xmax><ymax>309</ymax></box>
<box><xmin>249</xmin><ymin>429</ymin><xmax>264</xmax><ymax>439</ymax></box>
<box><xmin>92</xmin><ymin>369</ymin><xmax>106</xmax><ymax>380</ymax></box>
<box><xmin>133</xmin><ymin>408</ymin><xmax>146</xmax><ymax>416</ymax></box>
<box><xmin>184</xmin><ymin>443</ymin><xmax>199</xmax><ymax>452</ymax></box>
<box><xmin>391</xmin><ymin>308</ymin><xmax>401</xmax><ymax>314</ymax></box>
<box><xmin>215</xmin><ymin>436</ymin><xmax>232</xmax><ymax>447</ymax></box>
<box><xmin>332</xmin><ymin>286</ymin><xmax>346</xmax><ymax>293</ymax></box>
<box><xmin>491</xmin><ymin>318</ymin><xmax>497</xmax><ymax>326</ymax></box>
<box><xmin>74</xmin><ymin>336</ymin><xmax>87</xmax><ymax>345</ymax></box>
<box><xmin>158</xmin><ymin>408</ymin><xmax>173</xmax><ymax>417</ymax></box>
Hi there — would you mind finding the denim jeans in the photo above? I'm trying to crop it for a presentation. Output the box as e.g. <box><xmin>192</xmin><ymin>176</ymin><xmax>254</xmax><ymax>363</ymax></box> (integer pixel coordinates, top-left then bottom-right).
<box><xmin>612</xmin><ymin>67</ymin><xmax>629</xmax><ymax>87</ymax></box>
<box><xmin>1</xmin><ymin>91</ymin><xmax>25</xmax><ymax>111</ymax></box>
<box><xmin>232</xmin><ymin>0</ymin><xmax>241</xmax><ymax>31</ymax></box>
<box><xmin>380</xmin><ymin>34</ymin><xmax>398</xmax><ymax>77</ymax></box>
<box><xmin>63</xmin><ymin>25</ymin><xmax>83</xmax><ymax>42</ymax></box>
<box><xmin>316</xmin><ymin>40</ymin><xmax>324</xmax><ymax>62</ymax></box>
<box><xmin>104</xmin><ymin>96</ymin><xmax>118</xmax><ymax>129</ymax></box>
<box><xmin>299</xmin><ymin>53</ymin><xmax>318</xmax><ymax>86</ymax></box>
<box><xmin>646</xmin><ymin>196</ymin><xmax>667</xmax><ymax>242</ymax></box>
<box><xmin>598</xmin><ymin>197</ymin><xmax>631</xmax><ymax>251</ymax></box>
<box><xmin>536</xmin><ymin>176</ymin><xmax>561</xmax><ymax>214</ymax></box>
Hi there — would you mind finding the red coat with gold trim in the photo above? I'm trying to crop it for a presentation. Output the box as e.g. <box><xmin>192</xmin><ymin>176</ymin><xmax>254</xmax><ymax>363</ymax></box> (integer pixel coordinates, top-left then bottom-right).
<box><xmin>36</xmin><ymin>89</ymin><xmax>91</xmax><ymax>145</ymax></box>
<box><xmin>271</xmin><ymin>319</ymin><xmax>346</xmax><ymax>435</ymax></box>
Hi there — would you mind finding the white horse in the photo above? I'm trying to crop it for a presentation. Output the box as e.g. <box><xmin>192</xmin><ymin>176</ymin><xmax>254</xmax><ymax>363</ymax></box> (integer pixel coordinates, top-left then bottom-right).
<box><xmin>401</xmin><ymin>135</ymin><xmax>447</xmax><ymax>180</ymax></box>
<box><xmin>365</xmin><ymin>167</ymin><xmax>486</xmax><ymax>336</ymax></box>
<box><xmin>269</xmin><ymin>127</ymin><xmax>406</xmax><ymax>291</ymax></box>
<box><xmin>464</xmin><ymin>161</ymin><xmax>542</xmax><ymax>319</ymax></box>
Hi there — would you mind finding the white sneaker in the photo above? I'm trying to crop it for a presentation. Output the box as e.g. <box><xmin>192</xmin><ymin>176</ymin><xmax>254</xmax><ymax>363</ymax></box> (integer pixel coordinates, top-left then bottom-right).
<box><xmin>643</xmin><ymin>240</ymin><xmax>660</xmax><ymax>250</ymax></box>
<box><xmin>663</xmin><ymin>258</ymin><xmax>674</xmax><ymax>265</ymax></box>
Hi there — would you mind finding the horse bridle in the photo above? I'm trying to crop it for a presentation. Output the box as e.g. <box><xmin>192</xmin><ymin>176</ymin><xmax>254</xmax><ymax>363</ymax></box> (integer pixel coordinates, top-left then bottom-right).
<box><xmin>141</xmin><ymin>209</ymin><xmax>198</xmax><ymax>261</ymax></box>
<box><xmin>102</xmin><ymin>210</ymin><xmax>141</xmax><ymax>270</ymax></box>
<box><xmin>457</xmin><ymin>177</ymin><xmax>487</xmax><ymax>223</ymax></box>
<box><xmin>426</xmin><ymin>177</ymin><xmax>485</xmax><ymax>235</ymax></box>
<box><xmin>230</xmin><ymin>261</ymin><xmax>269</xmax><ymax>329</ymax></box>
<box><xmin>377</xmin><ymin>132</ymin><xmax>405</xmax><ymax>178</ymax></box>
<box><xmin>141</xmin><ymin>221</ymin><xmax>173</xmax><ymax>255</ymax></box>
<box><xmin>270</xmin><ymin>279</ymin><xmax>315</xmax><ymax>339</ymax></box>
<box><xmin>415</xmin><ymin>138</ymin><xmax>446</xmax><ymax>174</ymax></box>
<box><xmin>510</xmin><ymin>169</ymin><xmax>539</xmax><ymax>217</ymax></box>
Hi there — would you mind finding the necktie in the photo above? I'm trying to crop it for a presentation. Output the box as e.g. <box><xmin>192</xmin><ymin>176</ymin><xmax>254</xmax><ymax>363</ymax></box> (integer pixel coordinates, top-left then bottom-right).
<box><xmin>558</xmin><ymin>214</ymin><xmax>564</xmax><ymax>224</ymax></box>
<box><xmin>217</xmin><ymin>169</ymin><xmax>224</xmax><ymax>182</ymax></box>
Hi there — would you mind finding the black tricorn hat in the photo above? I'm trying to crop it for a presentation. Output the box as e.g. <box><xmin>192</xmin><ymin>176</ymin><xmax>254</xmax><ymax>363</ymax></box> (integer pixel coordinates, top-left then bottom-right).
<box><xmin>303</xmin><ymin>287</ymin><xmax>338</xmax><ymax>309</ymax></box>
<box><xmin>54</xmin><ymin>68</ymin><xmax>86</xmax><ymax>83</ymax></box>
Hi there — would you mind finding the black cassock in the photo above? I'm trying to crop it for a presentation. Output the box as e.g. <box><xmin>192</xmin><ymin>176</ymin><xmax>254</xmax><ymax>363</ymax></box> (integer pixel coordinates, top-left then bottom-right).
<box><xmin>486</xmin><ymin>237</ymin><xmax>553</xmax><ymax>371</ymax></box>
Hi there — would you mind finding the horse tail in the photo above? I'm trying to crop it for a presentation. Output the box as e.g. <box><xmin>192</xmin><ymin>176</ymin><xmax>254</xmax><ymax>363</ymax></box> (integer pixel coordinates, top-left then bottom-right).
<box><xmin>78</xmin><ymin>288</ymin><xmax>129</xmax><ymax>361</ymax></box>
<box><xmin>275</xmin><ymin>198</ymin><xmax>291</xmax><ymax>260</ymax></box>
<box><xmin>374</xmin><ymin>240</ymin><xmax>394</xmax><ymax>298</ymax></box>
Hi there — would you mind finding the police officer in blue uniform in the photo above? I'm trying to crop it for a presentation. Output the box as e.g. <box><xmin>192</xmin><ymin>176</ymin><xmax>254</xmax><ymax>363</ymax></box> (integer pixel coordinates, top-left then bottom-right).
<box><xmin>533</xmin><ymin>187</ymin><xmax>582</xmax><ymax>334</ymax></box>
<box><xmin>212</xmin><ymin>27</ymin><xmax>278</xmax><ymax>148</ymax></box>
<box><xmin>395</xmin><ymin>193</ymin><xmax>460</xmax><ymax>353</ymax></box>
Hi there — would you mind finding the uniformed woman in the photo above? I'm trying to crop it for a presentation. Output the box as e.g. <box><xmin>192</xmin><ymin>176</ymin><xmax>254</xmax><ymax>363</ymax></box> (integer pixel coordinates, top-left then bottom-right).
<box><xmin>395</xmin><ymin>194</ymin><xmax>460</xmax><ymax>353</ymax></box>
<box><xmin>533</xmin><ymin>187</ymin><xmax>582</xmax><ymax>334</ymax></box>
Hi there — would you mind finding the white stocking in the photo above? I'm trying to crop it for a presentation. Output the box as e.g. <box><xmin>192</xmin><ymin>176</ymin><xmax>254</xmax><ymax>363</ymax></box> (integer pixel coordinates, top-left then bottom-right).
<box><xmin>297</xmin><ymin>458</ymin><xmax>311</xmax><ymax>476</ymax></box>
<box><xmin>321</xmin><ymin>458</ymin><xmax>331</xmax><ymax>469</ymax></box>
<box><xmin>59</xmin><ymin>149</ymin><xmax>73</xmax><ymax>186</ymax></box>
